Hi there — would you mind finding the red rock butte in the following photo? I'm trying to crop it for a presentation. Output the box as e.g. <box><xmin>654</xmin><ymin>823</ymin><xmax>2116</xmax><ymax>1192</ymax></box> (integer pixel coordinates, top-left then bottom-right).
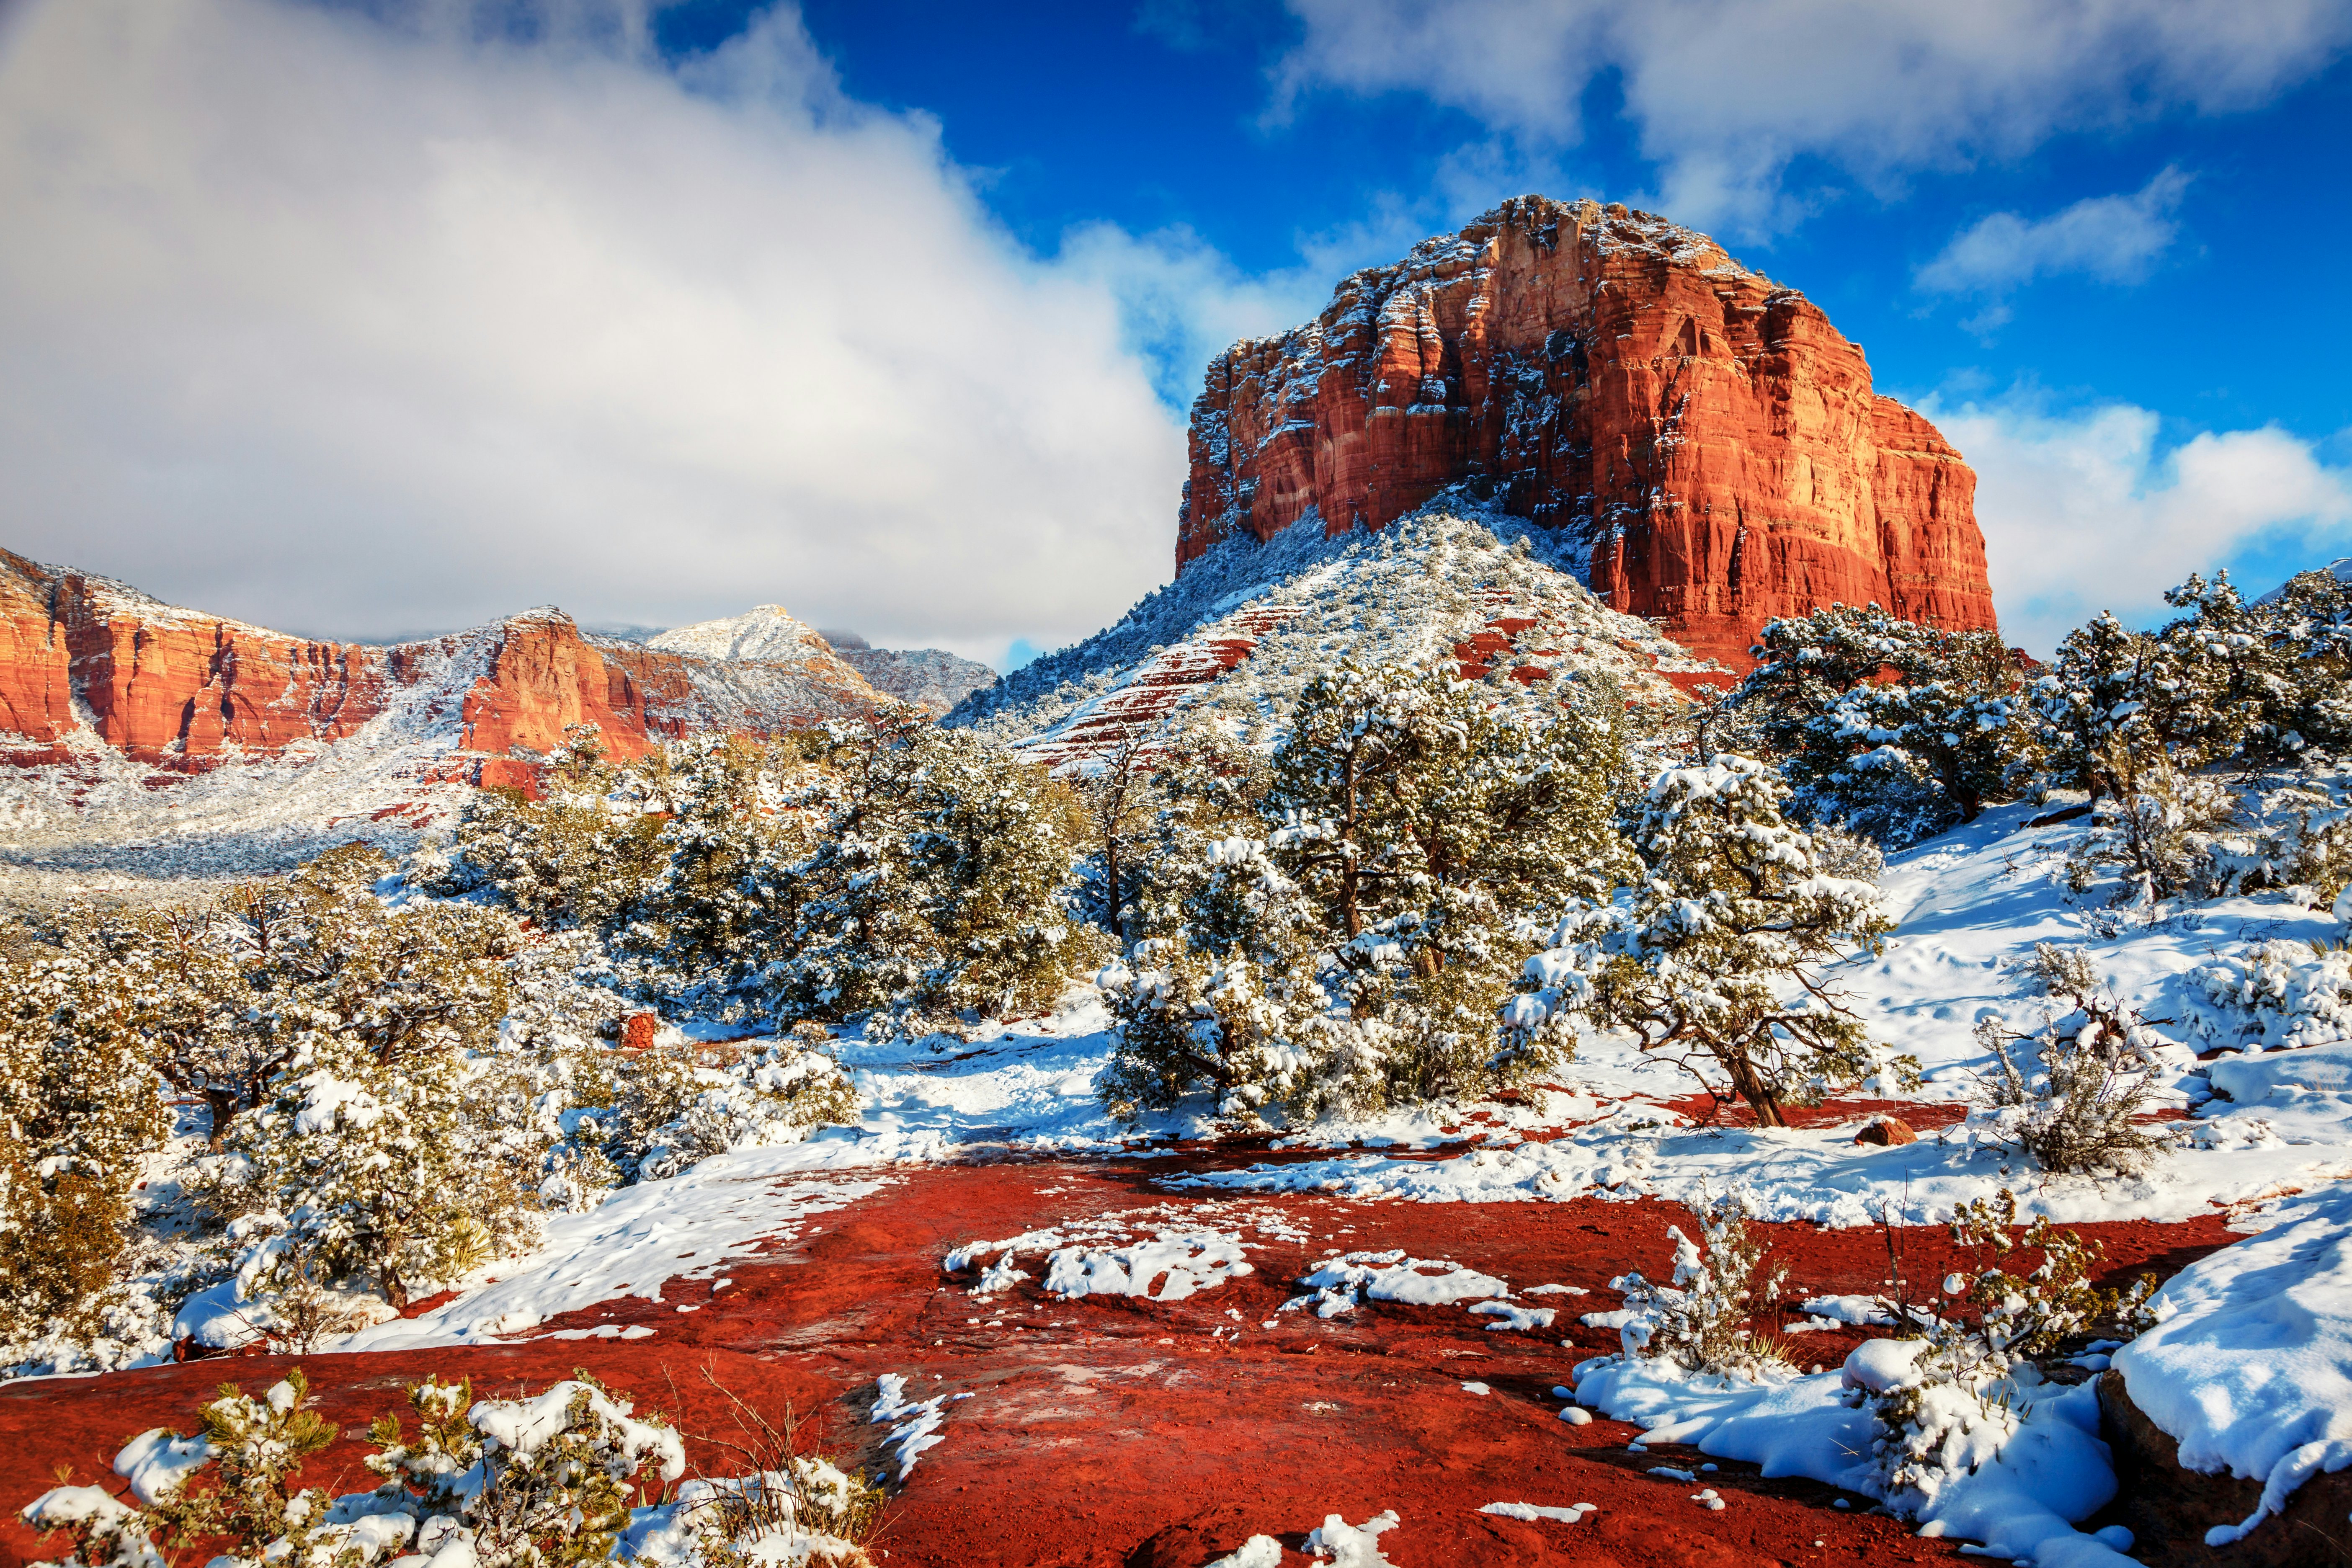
<box><xmin>1178</xmin><ymin>195</ymin><xmax>1999</xmax><ymax>668</ymax></box>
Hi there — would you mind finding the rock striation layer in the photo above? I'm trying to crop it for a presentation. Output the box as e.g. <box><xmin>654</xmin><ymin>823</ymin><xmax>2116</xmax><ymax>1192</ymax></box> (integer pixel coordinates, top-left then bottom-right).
<box><xmin>0</xmin><ymin>550</ymin><xmax>882</xmax><ymax>772</ymax></box>
<box><xmin>1178</xmin><ymin>196</ymin><xmax>1997</xmax><ymax>667</ymax></box>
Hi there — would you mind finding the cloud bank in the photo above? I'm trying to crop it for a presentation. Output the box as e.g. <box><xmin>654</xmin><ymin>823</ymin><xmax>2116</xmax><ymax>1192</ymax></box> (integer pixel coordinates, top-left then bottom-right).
<box><xmin>0</xmin><ymin>0</ymin><xmax>1191</xmax><ymax>662</ymax></box>
<box><xmin>1929</xmin><ymin>395</ymin><xmax>2352</xmax><ymax>657</ymax></box>
<box><xmin>1274</xmin><ymin>0</ymin><xmax>2352</xmax><ymax>235</ymax></box>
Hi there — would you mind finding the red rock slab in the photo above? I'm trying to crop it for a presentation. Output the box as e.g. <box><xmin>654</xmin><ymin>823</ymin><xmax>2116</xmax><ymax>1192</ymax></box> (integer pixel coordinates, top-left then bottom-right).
<box><xmin>0</xmin><ymin>1163</ymin><xmax>2239</xmax><ymax>1568</ymax></box>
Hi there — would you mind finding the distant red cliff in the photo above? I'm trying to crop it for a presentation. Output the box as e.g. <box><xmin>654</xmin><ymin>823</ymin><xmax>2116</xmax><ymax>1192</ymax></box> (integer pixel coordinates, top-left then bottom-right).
<box><xmin>1178</xmin><ymin>196</ymin><xmax>1996</xmax><ymax>668</ymax></box>
<box><xmin>0</xmin><ymin>549</ymin><xmax>879</xmax><ymax>772</ymax></box>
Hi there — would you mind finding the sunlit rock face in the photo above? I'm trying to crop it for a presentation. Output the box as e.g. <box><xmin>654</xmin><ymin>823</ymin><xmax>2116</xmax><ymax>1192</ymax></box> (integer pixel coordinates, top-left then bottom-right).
<box><xmin>1178</xmin><ymin>195</ymin><xmax>1998</xmax><ymax>668</ymax></box>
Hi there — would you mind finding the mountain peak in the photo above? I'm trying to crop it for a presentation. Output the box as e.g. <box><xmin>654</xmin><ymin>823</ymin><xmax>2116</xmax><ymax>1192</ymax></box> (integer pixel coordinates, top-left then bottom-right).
<box><xmin>647</xmin><ymin>605</ymin><xmax>834</xmax><ymax>666</ymax></box>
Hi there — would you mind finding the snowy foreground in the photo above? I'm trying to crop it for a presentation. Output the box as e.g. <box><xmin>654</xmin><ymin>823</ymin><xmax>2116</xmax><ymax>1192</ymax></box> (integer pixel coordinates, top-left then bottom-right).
<box><xmin>34</xmin><ymin>798</ymin><xmax>2352</xmax><ymax>1563</ymax></box>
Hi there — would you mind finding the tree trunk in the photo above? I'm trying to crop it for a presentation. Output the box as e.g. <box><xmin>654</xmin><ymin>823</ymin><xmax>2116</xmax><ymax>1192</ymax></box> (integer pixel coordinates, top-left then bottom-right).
<box><xmin>1724</xmin><ymin>1053</ymin><xmax>1788</xmax><ymax>1127</ymax></box>
<box><xmin>204</xmin><ymin>1089</ymin><xmax>239</xmax><ymax>1153</ymax></box>
<box><xmin>1103</xmin><ymin>836</ymin><xmax>1122</xmax><ymax>944</ymax></box>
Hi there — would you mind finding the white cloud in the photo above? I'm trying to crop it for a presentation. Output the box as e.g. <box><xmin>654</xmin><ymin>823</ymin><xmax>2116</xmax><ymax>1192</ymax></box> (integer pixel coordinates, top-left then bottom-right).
<box><xmin>1923</xmin><ymin>394</ymin><xmax>2352</xmax><ymax>657</ymax></box>
<box><xmin>1916</xmin><ymin>168</ymin><xmax>2192</xmax><ymax>296</ymax></box>
<box><xmin>1273</xmin><ymin>0</ymin><xmax>2352</xmax><ymax>236</ymax></box>
<box><xmin>0</xmin><ymin>0</ymin><xmax>1189</xmax><ymax>663</ymax></box>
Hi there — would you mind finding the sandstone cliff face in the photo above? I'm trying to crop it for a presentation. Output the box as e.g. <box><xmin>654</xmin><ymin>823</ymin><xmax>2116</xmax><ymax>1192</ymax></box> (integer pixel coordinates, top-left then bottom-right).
<box><xmin>1179</xmin><ymin>196</ymin><xmax>1997</xmax><ymax>667</ymax></box>
<box><xmin>0</xmin><ymin>552</ymin><xmax>882</xmax><ymax>771</ymax></box>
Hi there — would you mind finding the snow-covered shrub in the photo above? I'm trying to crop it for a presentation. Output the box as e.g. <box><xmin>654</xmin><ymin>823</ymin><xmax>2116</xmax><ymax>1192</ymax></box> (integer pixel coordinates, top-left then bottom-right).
<box><xmin>0</xmin><ymin>915</ymin><xmax>171</xmax><ymax>1357</ymax></box>
<box><xmin>557</xmin><ymin>1039</ymin><xmax>863</xmax><ymax>1188</ymax></box>
<box><xmin>432</xmin><ymin>718</ymin><xmax>1106</xmax><ymax>1037</ymax></box>
<box><xmin>432</xmin><ymin>728</ymin><xmax>670</xmax><ymax>930</ymax></box>
<box><xmin>21</xmin><ymin>1369</ymin><xmax>880</xmax><ymax>1568</ymax></box>
<box><xmin>752</xmin><ymin>715</ymin><xmax>1106</xmax><ymax>1032</ymax></box>
<box><xmin>205</xmin><ymin>884</ymin><xmax>539</xmax><ymax>1312</ymax></box>
<box><xmin>2183</xmin><ymin>938</ymin><xmax>2352</xmax><ymax>1053</ymax></box>
<box><xmin>2036</xmin><ymin>568</ymin><xmax>2352</xmax><ymax>795</ymax></box>
<box><xmin>650</xmin><ymin>1373</ymin><xmax>883</xmax><ymax>1567</ymax></box>
<box><xmin>1734</xmin><ymin>604</ymin><xmax>2032</xmax><ymax>846</ymax></box>
<box><xmin>1843</xmin><ymin>1191</ymin><xmax>2156</xmax><ymax>1514</ymax></box>
<box><xmin>1967</xmin><ymin>944</ymin><xmax>2179</xmax><ymax>1176</ymax></box>
<box><xmin>613</xmin><ymin>717</ymin><xmax>1104</xmax><ymax>1036</ymax></box>
<box><xmin>1267</xmin><ymin>662</ymin><xmax>1631</xmax><ymax>1101</ymax></box>
<box><xmin>1102</xmin><ymin>663</ymin><xmax>1630</xmax><ymax>1123</ymax></box>
<box><xmin>1607</xmin><ymin>1198</ymin><xmax>1789</xmax><ymax>1377</ymax></box>
<box><xmin>2062</xmin><ymin>747</ymin><xmax>2249</xmax><ymax>908</ymax></box>
<box><xmin>1508</xmin><ymin>754</ymin><xmax>1895</xmax><ymax>1127</ymax></box>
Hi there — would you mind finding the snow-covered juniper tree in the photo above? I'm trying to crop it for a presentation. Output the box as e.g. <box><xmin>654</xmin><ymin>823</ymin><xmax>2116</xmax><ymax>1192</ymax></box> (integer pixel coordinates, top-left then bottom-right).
<box><xmin>2036</xmin><ymin>567</ymin><xmax>2352</xmax><ymax>792</ymax></box>
<box><xmin>1507</xmin><ymin>753</ymin><xmax>1895</xmax><ymax>1126</ymax></box>
<box><xmin>1096</xmin><ymin>721</ymin><xmax>1329</xmax><ymax>1120</ymax></box>
<box><xmin>213</xmin><ymin>858</ymin><xmax>539</xmax><ymax>1311</ymax></box>
<box><xmin>1103</xmin><ymin>662</ymin><xmax>1630</xmax><ymax>1121</ymax></box>
<box><xmin>0</xmin><ymin>914</ymin><xmax>171</xmax><ymax>1341</ymax></box>
<box><xmin>433</xmin><ymin>725</ymin><xmax>671</xmax><ymax>931</ymax></box>
<box><xmin>1733</xmin><ymin>603</ymin><xmax>2032</xmax><ymax>846</ymax></box>
<box><xmin>748</xmin><ymin>712</ymin><xmax>1104</xmax><ymax>1032</ymax></box>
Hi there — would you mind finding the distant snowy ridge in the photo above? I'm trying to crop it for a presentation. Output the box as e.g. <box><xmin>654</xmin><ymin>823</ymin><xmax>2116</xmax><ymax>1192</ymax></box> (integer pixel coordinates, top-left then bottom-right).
<box><xmin>647</xmin><ymin>604</ymin><xmax>841</xmax><ymax>666</ymax></box>
<box><xmin>2257</xmin><ymin>556</ymin><xmax>2352</xmax><ymax>603</ymax></box>
<box><xmin>837</xmin><ymin>646</ymin><xmax>996</xmax><ymax>717</ymax></box>
<box><xmin>649</xmin><ymin>606</ymin><xmax>994</xmax><ymax>717</ymax></box>
<box><xmin>949</xmin><ymin>495</ymin><xmax>1724</xmax><ymax>770</ymax></box>
<box><xmin>0</xmin><ymin>559</ymin><xmax>881</xmax><ymax>899</ymax></box>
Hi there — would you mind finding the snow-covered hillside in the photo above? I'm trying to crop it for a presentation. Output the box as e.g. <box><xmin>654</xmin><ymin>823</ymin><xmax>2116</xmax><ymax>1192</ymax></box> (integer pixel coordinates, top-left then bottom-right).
<box><xmin>953</xmin><ymin>496</ymin><xmax>1724</xmax><ymax>770</ymax></box>
<box><xmin>835</xmin><ymin>645</ymin><xmax>997</xmax><ymax>716</ymax></box>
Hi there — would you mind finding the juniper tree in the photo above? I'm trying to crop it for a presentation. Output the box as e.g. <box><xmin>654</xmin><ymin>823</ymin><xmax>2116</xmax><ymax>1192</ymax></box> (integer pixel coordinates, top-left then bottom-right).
<box><xmin>1509</xmin><ymin>753</ymin><xmax>1894</xmax><ymax>1126</ymax></box>
<box><xmin>1104</xmin><ymin>664</ymin><xmax>1631</xmax><ymax>1120</ymax></box>
<box><xmin>215</xmin><ymin>861</ymin><xmax>537</xmax><ymax>1309</ymax></box>
<box><xmin>1735</xmin><ymin>604</ymin><xmax>2031</xmax><ymax>845</ymax></box>
<box><xmin>745</xmin><ymin>713</ymin><xmax>1101</xmax><ymax>1032</ymax></box>
<box><xmin>0</xmin><ymin>917</ymin><xmax>171</xmax><ymax>1337</ymax></box>
<box><xmin>434</xmin><ymin>729</ymin><xmax>668</xmax><ymax>931</ymax></box>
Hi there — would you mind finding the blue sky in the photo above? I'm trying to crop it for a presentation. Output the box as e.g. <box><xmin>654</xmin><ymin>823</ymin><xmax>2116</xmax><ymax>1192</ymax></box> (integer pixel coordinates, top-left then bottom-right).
<box><xmin>2</xmin><ymin>0</ymin><xmax>2349</xmax><ymax>662</ymax></box>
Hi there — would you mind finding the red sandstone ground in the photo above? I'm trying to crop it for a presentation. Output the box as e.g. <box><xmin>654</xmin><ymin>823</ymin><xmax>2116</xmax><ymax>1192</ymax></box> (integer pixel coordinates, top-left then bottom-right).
<box><xmin>0</xmin><ymin>1158</ymin><xmax>2237</xmax><ymax>1568</ymax></box>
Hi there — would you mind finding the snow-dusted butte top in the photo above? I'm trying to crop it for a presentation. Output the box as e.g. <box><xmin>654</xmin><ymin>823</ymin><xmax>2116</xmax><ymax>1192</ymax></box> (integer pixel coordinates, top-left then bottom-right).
<box><xmin>647</xmin><ymin>605</ymin><xmax>839</xmax><ymax>667</ymax></box>
<box><xmin>1179</xmin><ymin>193</ymin><xmax>1997</xmax><ymax>670</ymax></box>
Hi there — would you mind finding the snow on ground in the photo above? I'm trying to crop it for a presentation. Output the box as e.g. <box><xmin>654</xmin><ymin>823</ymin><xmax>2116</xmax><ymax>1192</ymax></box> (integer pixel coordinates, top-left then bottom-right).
<box><xmin>1480</xmin><ymin>1501</ymin><xmax>1596</xmax><ymax>1524</ymax></box>
<box><xmin>1040</xmin><ymin>1233</ymin><xmax>1254</xmax><ymax>1302</ymax></box>
<box><xmin>332</xmin><ymin>1145</ymin><xmax>892</xmax><ymax>1352</ymax></box>
<box><xmin>2112</xmin><ymin>1180</ymin><xmax>2352</xmax><ymax>1545</ymax></box>
<box><xmin>1571</xmin><ymin>1352</ymin><xmax>2134</xmax><ymax>1567</ymax></box>
<box><xmin>825</xmin><ymin>995</ymin><xmax>1149</xmax><ymax>1158</ymax></box>
<box><xmin>870</xmin><ymin>1372</ymin><xmax>954</xmax><ymax>1480</ymax></box>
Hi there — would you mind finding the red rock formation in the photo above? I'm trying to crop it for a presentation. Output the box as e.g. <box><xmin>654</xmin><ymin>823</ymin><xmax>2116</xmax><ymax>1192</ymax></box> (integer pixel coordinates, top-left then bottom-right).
<box><xmin>1179</xmin><ymin>196</ymin><xmax>1999</xmax><ymax>668</ymax></box>
<box><xmin>0</xmin><ymin>552</ymin><xmax>882</xmax><ymax>769</ymax></box>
